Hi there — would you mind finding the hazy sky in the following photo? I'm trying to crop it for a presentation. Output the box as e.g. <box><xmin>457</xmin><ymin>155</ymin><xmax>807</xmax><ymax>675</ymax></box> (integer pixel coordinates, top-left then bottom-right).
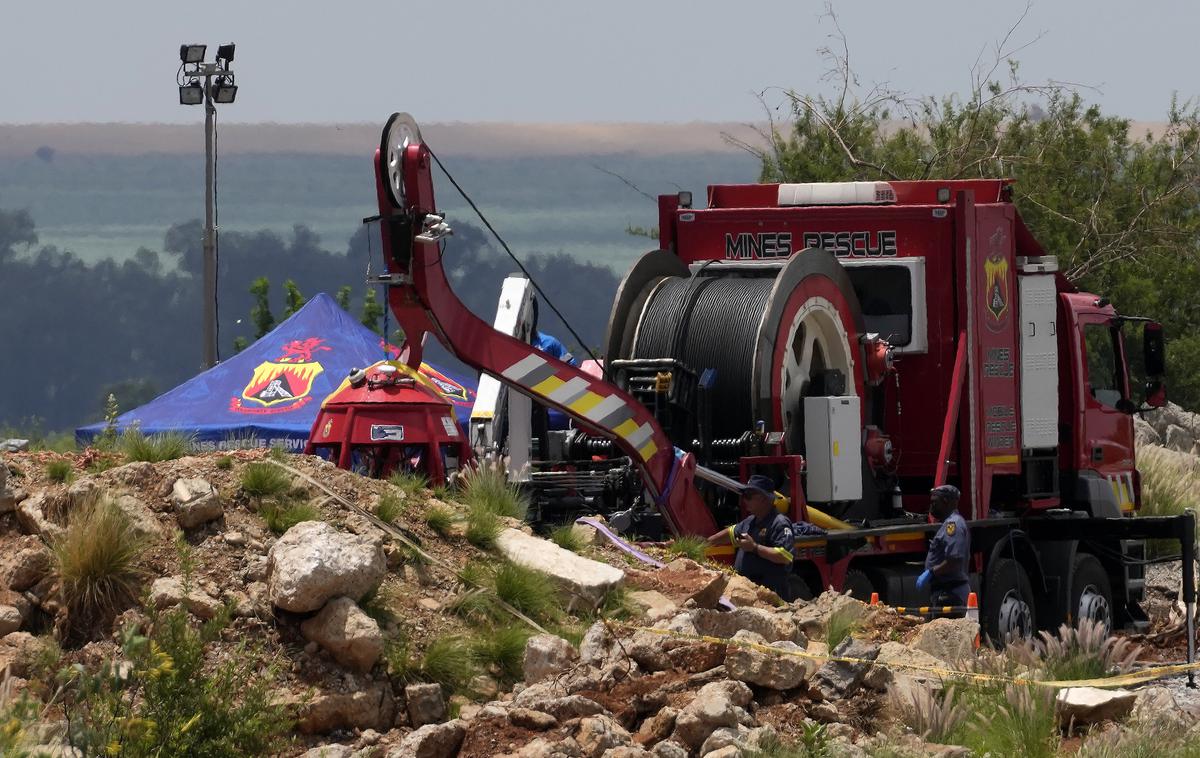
<box><xmin>2</xmin><ymin>1</ymin><xmax>1192</xmax><ymax>124</ymax></box>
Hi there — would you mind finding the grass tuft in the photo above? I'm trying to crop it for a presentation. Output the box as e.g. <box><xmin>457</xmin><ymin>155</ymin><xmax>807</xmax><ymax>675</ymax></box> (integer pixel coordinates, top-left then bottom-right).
<box><xmin>118</xmin><ymin>428</ymin><xmax>193</xmax><ymax>462</ymax></box>
<box><xmin>460</xmin><ymin>463</ymin><xmax>528</xmax><ymax>520</ymax></box>
<box><xmin>465</xmin><ymin>505</ymin><xmax>501</xmax><ymax>549</ymax></box>
<box><xmin>471</xmin><ymin>625</ymin><xmax>532</xmax><ymax>683</ymax></box>
<box><xmin>376</xmin><ymin>491</ymin><xmax>405</xmax><ymax>524</ymax></box>
<box><xmin>52</xmin><ymin>494</ymin><xmax>146</xmax><ymax>639</ymax></box>
<box><xmin>666</xmin><ymin>534</ymin><xmax>708</xmax><ymax>562</ymax></box>
<box><xmin>389</xmin><ymin>470</ymin><xmax>428</xmax><ymax>498</ymax></box>
<box><xmin>239</xmin><ymin>462</ymin><xmax>291</xmax><ymax>499</ymax></box>
<box><xmin>419</xmin><ymin>635</ymin><xmax>481</xmax><ymax>695</ymax></box>
<box><xmin>45</xmin><ymin>458</ymin><xmax>75</xmax><ymax>484</ymax></box>
<box><xmin>549</xmin><ymin>523</ymin><xmax>585</xmax><ymax>553</ymax></box>
<box><xmin>425</xmin><ymin>505</ymin><xmax>456</xmax><ymax>536</ymax></box>
<box><xmin>825</xmin><ymin>604</ymin><xmax>861</xmax><ymax>649</ymax></box>
<box><xmin>261</xmin><ymin>500</ymin><xmax>321</xmax><ymax>535</ymax></box>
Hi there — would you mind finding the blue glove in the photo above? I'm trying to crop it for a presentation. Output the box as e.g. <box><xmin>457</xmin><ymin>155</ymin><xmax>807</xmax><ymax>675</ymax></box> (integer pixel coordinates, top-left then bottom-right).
<box><xmin>916</xmin><ymin>569</ymin><xmax>932</xmax><ymax>591</ymax></box>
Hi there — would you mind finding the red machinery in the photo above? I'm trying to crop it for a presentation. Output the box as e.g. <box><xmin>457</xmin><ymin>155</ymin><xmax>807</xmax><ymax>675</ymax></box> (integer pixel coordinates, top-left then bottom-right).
<box><xmin>365</xmin><ymin>113</ymin><xmax>1195</xmax><ymax>644</ymax></box>
<box><xmin>305</xmin><ymin>360</ymin><xmax>472</xmax><ymax>484</ymax></box>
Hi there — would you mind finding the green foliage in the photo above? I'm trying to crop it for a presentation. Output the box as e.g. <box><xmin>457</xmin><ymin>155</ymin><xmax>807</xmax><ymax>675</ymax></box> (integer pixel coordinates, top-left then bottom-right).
<box><xmin>471</xmin><ymin>625</ymin><xmax>532</xmax><ymax>683</ymax></box>
<box><xmin>97</xmin><ymin>392</ymin><xmax>121</xmax><ymax>450</ymax></box>
<box><xmin>118</xmin><ymin>428</ymin><xmax>193</xmax><ymax>463</ymax></box>
<box><xmin>419</xmin><ymin>636</ymin><xmax>481</xmax><ymax>695</ymax></box>
<box><xmin>360</xmin><ymin>287</ymin><xmax>384</xmax><ymax>335</ymax></box>
<box><xmin>425</xmin><ymin>505</ymin><xmax>456</xmax><ymax>536</ymax></box>
<box><xmin>239</xmin><ymin>462</ymin><xmax>290</xmax><ymax>498</ymax></box>
<box><xmin>214</xmin><ymin>456</ymin><xmax>234</xmax><ymax>471</ymax></box>
<box><xmin>465</xmin><ymin>506</ymin><xmax>501</xmax><ymax>549</ymax></box>
<box><xmin>548</xmin><ymin>524</ymin><xmax>584</xmax><ymax>553</ymax></box>
<box><xmin>666</xmin><ymin>535</ymin><xmax>708</xmax><ymax>562</ymax></box>
<box><xmin>45</xmin><ymin>458</ymin><xmax>74</xmax><ymax>484</ymax></box>
<box><xmin>749</xmin><ymin>42</ymin><xmax>1200</xmax><ymax>408</ymax></box>
<box><xmin>1009</xmin><ymin>619</ymin><xmax>1140</xmax><ymax>682</ymax></box>
<box><xmin>376</xmin><ymin>491</ymin><xmax>404</xmax><ymax>524</ymax></box>
<box><xmin>249</xmin><ymin>277</ymin><xmax>275</xmax><ymax>339</ymax></box>
<box><xmin>388</xmin><ymin>470</ymin><xmax>428</xmax><ymax>499</ymax></box>
<box><xmin>58</xmin><ymin>607</ymin><xmax>291</xmax><ymax>756</ymax></box>
<box><xmin>461</xmin><ymin>464</ymin><xmax>528</xmax><ymax>520</ymax></box>
<box><xmin>1138</xmin><ymin>445</ymin><xmax>1200</xmax><ymax>557</ymax></box>
<box><xmin>825</xmin><ymin>605</ymin><xmax>861</xmax><ymax>649</ymax></box>
<box><xmin>261</xmin><ymin>500</ymin><xmax>321</xmax><ymax>535</ymax></box>
<box><xmin>282</xmin><ymin>279</ymin><xmax>306</xmax><ymax>317</ymax></box>
<box><xmin>52</xmin><ymin>494</ymin><xmax>146</xmax><ymax>640</ymax></box>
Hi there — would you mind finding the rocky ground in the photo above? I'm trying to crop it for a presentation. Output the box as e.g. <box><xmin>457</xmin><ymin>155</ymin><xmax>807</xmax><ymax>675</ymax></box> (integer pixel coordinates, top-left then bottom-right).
<box><xmin>0</xmin><ymin>444</ymin><xmax>1197</xmax><ymax>757</ymax></box>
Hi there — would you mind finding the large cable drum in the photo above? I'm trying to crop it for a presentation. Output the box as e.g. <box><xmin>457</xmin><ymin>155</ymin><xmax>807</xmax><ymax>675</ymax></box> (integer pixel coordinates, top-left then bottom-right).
<box><xmin>605</xmin><ymin>248</ymin><xmax>867</xmax><ymax>454</ymax></box>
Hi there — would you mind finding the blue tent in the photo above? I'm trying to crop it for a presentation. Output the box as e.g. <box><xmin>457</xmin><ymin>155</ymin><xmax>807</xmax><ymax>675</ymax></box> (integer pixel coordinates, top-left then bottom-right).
<box><xmin>76</xmin><ymin>292</ymin><xmax>478</xmax><ymax>452</ymax></box>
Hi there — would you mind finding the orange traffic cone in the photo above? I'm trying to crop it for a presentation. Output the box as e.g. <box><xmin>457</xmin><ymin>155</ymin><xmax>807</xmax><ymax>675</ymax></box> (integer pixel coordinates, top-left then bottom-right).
<box><xmin>869</xmin><ymin>591</ymin><xmax>880</xmax><ymax>606</ymax></box>
<box><xmin>966</xmin><ymin>591</ymin><xmax>980</xmax><ymax>648</ymax></box>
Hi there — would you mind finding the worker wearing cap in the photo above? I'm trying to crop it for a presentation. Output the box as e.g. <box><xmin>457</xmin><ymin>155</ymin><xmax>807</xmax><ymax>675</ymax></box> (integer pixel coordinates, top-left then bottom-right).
<box><xmin>705</xmin><ymin>474</ymin><xmax>795</xmax><ymax>600</ymax></box>
<box><xmin>916</xmin><ymin>485</ymin><xmax>971</xmax><ymax>609</ymax></box>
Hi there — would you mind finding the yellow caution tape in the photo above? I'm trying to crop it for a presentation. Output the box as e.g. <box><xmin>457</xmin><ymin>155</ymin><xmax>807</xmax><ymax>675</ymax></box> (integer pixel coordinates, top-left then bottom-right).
<box><xmin>626</xmin><ymin>624</ymin><xmax>1200</xmax><ymax>689</ymax></box>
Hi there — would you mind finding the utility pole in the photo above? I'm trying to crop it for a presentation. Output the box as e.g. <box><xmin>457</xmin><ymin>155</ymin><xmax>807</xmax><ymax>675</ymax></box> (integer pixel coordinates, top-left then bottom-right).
<box><xmin>178</xmin><ymin>43</ymin><xmax>237</xmax><ymax>369</ymax></box>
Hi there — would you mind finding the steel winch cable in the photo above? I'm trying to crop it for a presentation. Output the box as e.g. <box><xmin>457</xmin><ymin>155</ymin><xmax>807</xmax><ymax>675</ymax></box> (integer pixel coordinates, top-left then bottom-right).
<box><xmin>632</xmin><ymin>275</ymin><xmax>774</xmax><ymax>439</ymax></box>
<box><xmin>425</xmin><ymin>147</ymin><xmax>604</xmax><ymax>373</ymax></box>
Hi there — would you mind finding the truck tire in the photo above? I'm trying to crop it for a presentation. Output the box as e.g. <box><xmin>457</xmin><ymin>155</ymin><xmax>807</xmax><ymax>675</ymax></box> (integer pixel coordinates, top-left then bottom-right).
<box><xmin>983</xmin><ymin>558</ymin><xmax>1036</xmax><ymax>644</ymax></box>
<box><xmin>841</xmin><ymin>569</ymin><xmax>876</xmax><ymax>603</ymax></box>
<box><xmin>1069</xmin><ymin>553</ymin><xmax>1114</xmax><ymax>636</ymax></box>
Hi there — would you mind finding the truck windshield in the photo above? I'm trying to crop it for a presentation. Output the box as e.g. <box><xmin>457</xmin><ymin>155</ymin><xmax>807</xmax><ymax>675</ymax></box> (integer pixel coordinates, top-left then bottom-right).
<box><xmin>1084</xmin><ymin>324</ymin><xmax>1124</xmax><ymax>409</ymax></box>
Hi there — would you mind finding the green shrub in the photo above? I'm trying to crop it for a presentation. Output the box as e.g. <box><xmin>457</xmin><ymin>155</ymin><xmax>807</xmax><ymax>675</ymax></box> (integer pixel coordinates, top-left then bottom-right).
<box><xmin>472</xmin><ymin>626</ymin><xmax>531</xmax><ymax>682</ymax></box>
<box><xmin>118</xmin><ymin>428</ymin><xmax>193</xmax><ymax>462</ymax></box>
<box><xmin>425</xmin><ymin>505</ymin><xmax>456</xmax><ymax>536</ymax></box>
<box><xmin>45</xmin><ymin>458</ymin><xmax>74</xmax><ymax>484</ymax></box>
<box><xmin>549</xmin><ymin>523</ymin><xmax>585</xmax><ymax>553</ymax></box>
<box><xmin>240</xmin><ymin>462</ymin><xmax>291</xmax><ymax>498</ymax></box>
<box><xmin>261</xmin><ymin>500</ymin><xmax>321</xmax><ymax>534</ymax></box>
<box><xmin>377</xmin><ymin>491</ymin><xmax>405</xmax><ymax>524</ymax></box>
<box><xmin>465</xmin><ymin>505</ymin><xmax>501</xmax><ymax>549</ymax></box>
<box><xmin>52</xmin><ymin>494</ymin><xmax>146</xmax><ymax>640</ymax></box>
<box><xmin>215</xmin><ymin>455</ymin><xmax>234</xmax><ymax>471</ymax></box>
<box><xmin>419</xmin><ymin>636</ymin><xmax>480</xmax><ymax>694</ymax></box>
<box><xmin>460</xmin><ymin>464</ymin><xmax>528</xmax><ymax>520</ymax></box>
<box><xmin>389</xmin><ymin>470</ymin><xmax>428</xmax><ymax>498</ymax></box>
<box><xmin>666</xmin><ymin>535</ymin><xmax>708</xmax><ymax>562</ymax></box>
<box><xmin>59</xmin><ymin>607</ymin><xmax>291</xmax><ymax>756</ymax></box>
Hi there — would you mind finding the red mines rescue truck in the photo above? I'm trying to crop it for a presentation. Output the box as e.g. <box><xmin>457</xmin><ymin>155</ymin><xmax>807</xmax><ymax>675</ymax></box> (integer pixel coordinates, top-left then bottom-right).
<box><xmin>369</xmin><ymin>113</ymin><xmax>1195</xmax><ymax>645</ymax></box>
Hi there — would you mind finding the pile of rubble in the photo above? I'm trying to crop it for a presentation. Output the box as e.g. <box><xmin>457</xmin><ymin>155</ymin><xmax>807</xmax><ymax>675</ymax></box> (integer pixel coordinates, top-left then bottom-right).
<box><xmin>0</xmin><ymin>447</ymin><xmax>1195</xmax><ymax>757</ymax></box>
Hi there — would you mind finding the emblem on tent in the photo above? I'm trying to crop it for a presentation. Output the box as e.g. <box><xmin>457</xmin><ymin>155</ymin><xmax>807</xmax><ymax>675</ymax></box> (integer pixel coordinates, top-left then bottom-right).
<box><xmin>230</xmin><ymin>338</ymin><xmax>330</xmax><ymax>415</ymax></box>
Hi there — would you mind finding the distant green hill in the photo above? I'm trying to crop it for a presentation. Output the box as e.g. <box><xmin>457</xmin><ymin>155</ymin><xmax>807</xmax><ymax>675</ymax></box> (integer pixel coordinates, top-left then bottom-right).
<box><xmin>0</xmin><ymin>151</ymin><xmax>756</xmax><ymax>268</ymax></box>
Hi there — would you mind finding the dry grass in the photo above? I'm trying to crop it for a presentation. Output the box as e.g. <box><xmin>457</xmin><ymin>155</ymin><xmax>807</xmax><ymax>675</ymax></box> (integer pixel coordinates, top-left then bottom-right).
<box><xmin>52</xmin><ymin>494</ymin><xmax>146</xmax><ymax>639</ymax></box>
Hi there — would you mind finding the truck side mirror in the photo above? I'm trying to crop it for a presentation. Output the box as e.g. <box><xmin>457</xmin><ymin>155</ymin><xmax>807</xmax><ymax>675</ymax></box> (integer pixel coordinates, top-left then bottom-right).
<box><xmin>1144</xmin><ymin>322</ymin><xmax>1165</xmax><ymax>378</ymax></box>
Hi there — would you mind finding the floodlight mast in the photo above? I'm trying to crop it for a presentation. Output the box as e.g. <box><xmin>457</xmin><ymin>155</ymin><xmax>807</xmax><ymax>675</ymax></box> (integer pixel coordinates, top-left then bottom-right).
<box><xmin>177</xmin><ymin>44</ymin><xmax>237</xmax><ymax>369</ymax></box>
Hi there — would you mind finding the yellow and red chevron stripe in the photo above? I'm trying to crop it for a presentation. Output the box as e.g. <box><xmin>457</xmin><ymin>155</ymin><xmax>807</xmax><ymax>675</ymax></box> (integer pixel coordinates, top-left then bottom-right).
<box><xmin>500</xmin><ymin>354</ymin><xmax>659</xmax><ymax>462</ymax></box>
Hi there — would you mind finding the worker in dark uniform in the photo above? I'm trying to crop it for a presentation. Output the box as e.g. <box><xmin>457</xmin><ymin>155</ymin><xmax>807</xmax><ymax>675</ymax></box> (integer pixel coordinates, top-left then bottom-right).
<box><xmin>705</xmin><ymin>474</ymin><xmax>796</xmax><ymax>600</ymax></box>
<box><xmin>916</xmin><ymin>484</ymin><xmax>971</xmax><ymax>610</ymax></box>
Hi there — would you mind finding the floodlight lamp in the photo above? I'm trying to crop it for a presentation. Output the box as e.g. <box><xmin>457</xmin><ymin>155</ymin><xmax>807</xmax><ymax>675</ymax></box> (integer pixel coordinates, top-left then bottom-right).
<box><xmin>216</xmin><ymin>43</ymin><xmax>235</xmax><ymax>66</ymax></box>
<box><xmin>179</xmin><ymin>80</ymin><xmax>203</xmax><ymax>105</ymax></box>
<box><xmin>212</xmin><ymin>77</ymin><xmax>237</xmax><ymax>104</ymax></box>
<box><xmin>180</xmin><ymin>44</ymin><xmax>206</xmax><ymax>64</ymax></box>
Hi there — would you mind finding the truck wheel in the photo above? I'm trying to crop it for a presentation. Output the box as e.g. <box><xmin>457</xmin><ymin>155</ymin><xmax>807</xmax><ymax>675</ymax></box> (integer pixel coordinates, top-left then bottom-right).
<box><xmin>841</xmin><ymin>569</ymin><xmax>876</xmax><ymax>602</ymax></box>
<box><xmin>1069</xmin><ymin>553</ymin><xmax>1113</xmax><ymax>636</ymax></box>
<box><xmin>983</xmin><ymin>558</ymin><xmax>1036</xmax><ymax>644</ymax></box>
